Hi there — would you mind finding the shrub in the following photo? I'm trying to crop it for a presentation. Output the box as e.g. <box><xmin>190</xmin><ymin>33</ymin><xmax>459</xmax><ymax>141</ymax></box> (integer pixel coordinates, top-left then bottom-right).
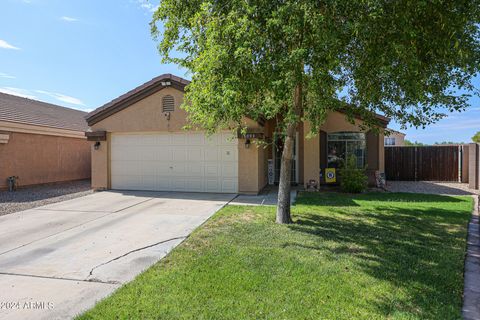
<box><xmin>339</xmin><ymin>155</ymin><xmax>368</xmax><ymax>193</ymax></box>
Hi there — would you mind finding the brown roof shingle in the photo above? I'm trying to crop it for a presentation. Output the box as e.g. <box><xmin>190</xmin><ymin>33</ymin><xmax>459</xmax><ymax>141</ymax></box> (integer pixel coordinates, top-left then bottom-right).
<box><xmin>0</xmin><ymin>92</ymin><xmax>89</xmax><ymax>132</ymax></box>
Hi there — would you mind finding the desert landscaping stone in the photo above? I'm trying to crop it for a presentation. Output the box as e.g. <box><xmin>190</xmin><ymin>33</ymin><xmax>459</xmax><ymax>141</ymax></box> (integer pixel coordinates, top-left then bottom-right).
<box><xmin>0</xmin><ymin>180</ymin><xmax>93</xmax><ymax>216</ymax></box>
<box><xmin>386</xmin><ymin>181</ymin><xmax>479</xmax><ymax>196</ymax></box>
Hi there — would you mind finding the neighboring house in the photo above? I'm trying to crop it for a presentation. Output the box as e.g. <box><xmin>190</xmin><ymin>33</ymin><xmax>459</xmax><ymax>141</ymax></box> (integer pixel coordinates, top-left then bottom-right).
<box><xmin>384</xmin><ymin>129</ymin><xmax>406</xmax><ymax>146</ymax></box>
<box><xmin>0</xmin><ymin>92</ymin><xmax>91</xmax><ymax>189</ymax></box>
<box><xmin>85</xmin><ymin>74</ymin><xmax>389</xmax><ymax>194</ymax></box>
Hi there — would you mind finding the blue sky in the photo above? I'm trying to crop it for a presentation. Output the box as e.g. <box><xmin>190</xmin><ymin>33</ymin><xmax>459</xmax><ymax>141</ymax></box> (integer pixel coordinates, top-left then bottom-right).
<box><xmin>0</xmin><ymin>0</ymin><xmax>479</xmax><ymax>144</ymax></box>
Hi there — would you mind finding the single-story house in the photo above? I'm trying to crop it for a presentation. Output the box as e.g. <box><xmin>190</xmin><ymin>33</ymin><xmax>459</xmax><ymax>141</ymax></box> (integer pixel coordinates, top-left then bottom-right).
<box><xmin>85</xmin><ymin>74</ymin><xmax>389</xmax><ymax>194</ymax></box>
<box><xmin>0</xmin><ymin>92</ymin><xmax>91</xmax><ymax>189</ymax></box>
<box><xmin>384</xmin><ymin>129</ymin><xmax>406</xmax><ymax>146</ymax></box>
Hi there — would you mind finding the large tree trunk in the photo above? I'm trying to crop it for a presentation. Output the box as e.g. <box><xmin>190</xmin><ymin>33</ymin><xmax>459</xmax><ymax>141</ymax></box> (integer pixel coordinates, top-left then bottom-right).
<box><xmin>276</xmin><ymin>84</ymin><xmax>302</xmax><ymax>224</ymax></box>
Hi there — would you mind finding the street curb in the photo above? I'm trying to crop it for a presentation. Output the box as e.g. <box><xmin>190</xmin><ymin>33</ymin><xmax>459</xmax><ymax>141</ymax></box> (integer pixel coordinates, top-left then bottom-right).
<box><xmin>462</xmin><ymin>195</ymin><xmax>480</xmax><ymax>320</ymax></box>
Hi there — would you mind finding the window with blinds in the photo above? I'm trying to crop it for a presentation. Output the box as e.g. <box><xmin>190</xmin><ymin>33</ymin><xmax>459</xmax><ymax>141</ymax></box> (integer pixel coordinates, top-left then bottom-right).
<box><xmin>162</xmin><ymin>95</ymin><xmax>174</xmax><ymax>112</ymax></box>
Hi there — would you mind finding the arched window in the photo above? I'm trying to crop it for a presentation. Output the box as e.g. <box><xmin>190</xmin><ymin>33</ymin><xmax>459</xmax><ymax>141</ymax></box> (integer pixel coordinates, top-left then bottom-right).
<box><xmin>162</xmin><ymin>95</ymin><xmax>174</xmax><ymax>112</ymax></box>
<box><xmin>327</xmin><ymin>132</ymin><xmax>366</xmax><ymax>168</ymax></box>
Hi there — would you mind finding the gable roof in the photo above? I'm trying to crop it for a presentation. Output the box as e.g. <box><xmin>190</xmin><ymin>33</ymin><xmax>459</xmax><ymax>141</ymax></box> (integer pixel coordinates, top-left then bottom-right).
<box><xmin>0</xmin><ymin>92</ymin><xmax>89</xmax><ymax>132</ymax></box>
<box><xmin>86</xmin><ymin>73</ymin><xmax>389</xmax><ymax>127</ymax></box>
<box><xmin>86</xmin><ymin>74</ymin><xmax>190</xmax><ymax>126</ymax></box>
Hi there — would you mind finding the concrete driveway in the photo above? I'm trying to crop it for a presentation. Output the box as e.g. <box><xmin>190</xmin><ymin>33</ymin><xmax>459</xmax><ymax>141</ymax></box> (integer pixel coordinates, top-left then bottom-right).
<box><xmin>0</xmin><ymin>191</ymin><xmax>235</xmax><ymax>320</ymax></box>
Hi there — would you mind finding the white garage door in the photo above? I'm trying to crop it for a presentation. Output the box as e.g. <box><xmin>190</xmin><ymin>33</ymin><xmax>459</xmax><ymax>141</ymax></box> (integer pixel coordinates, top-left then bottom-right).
<box><xmin>111</xmin><ymin>132</ymin><xmax>238</xmax><ymax>193</ymax></box>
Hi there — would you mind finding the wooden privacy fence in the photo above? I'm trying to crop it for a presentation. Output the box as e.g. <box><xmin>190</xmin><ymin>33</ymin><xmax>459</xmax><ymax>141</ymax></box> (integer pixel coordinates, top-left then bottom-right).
<box><xmin>385</xmin><ymin>145</ymin><xmax>468</xmax><ymax>182</ymax></box>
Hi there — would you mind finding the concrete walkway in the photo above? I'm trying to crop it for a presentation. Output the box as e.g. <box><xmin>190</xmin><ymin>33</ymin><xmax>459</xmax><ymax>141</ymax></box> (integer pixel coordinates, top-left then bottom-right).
<box><xmin>0</xmin><ymin>191</ymin><xmax>235</xmax><ymax>320</ymax></box>
<box><xmin>463</xmin><ymin>195</ymin><xmax>480</xmax><ymax>320</ymax></box>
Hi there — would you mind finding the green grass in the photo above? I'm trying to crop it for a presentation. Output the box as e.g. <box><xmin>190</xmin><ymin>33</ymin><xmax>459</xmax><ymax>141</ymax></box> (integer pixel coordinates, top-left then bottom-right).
<box><xmin>78</xmin><ymin>192</ymin><xmax>473</xmax><ymax>320</ymax></box>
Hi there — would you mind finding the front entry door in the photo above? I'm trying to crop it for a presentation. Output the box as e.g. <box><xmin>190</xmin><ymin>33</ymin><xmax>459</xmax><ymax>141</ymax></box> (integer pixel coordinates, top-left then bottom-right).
<box><xmin>273</xmin><ymin>133</ymin><xmax>298</xmax><ymax>185</ymax></box>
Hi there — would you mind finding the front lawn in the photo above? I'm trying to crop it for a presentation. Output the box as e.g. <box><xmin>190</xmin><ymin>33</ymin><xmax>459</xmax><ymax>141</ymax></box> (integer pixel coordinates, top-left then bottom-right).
<box><xmin>78</xmin><ymin>192</ymin><xmax>472</xmax><ymax>320</ymax></box>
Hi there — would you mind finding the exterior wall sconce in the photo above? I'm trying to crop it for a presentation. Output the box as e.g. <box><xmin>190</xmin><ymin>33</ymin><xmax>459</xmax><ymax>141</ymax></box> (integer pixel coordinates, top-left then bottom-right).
<box><xmin>94</xmin><ymin>141</ymin><xmax>101</xmax><ymax>150</ymax></box>
<box><xmin>245</xmin><ymin>139</ymin><xmax>251</xmax><ymax>149</ymax></box>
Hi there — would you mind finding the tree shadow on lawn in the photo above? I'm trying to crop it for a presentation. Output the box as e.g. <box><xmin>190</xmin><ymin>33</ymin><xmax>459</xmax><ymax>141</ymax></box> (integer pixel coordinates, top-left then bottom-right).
<box><xmin>297</xmin><ymin>191</ymin><xmax>466</xmax><ymax>207</ymax></box>
<box><xmin>288</xmin><ymin>193</ymin><xmax>471</xmax><ymax>319</ymax></box>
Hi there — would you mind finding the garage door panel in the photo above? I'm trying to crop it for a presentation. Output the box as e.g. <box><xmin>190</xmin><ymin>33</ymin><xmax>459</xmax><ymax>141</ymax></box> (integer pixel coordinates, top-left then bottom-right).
<box><xmin>205</xmin><ymin>134</ymin><xmax>219</xmax><ymax>146</ymax></box>
<box><xmin>221</xmin><ymin>147</ymin><xmax>237</xmax><ymax>162</ymax></box>
<box><xmin>114</xmin><ymin>175</ymin><xmax>142</xmax><ymax>190</ymax></box>
<box><xmin>155</xmin><ymin>148</ymin><xmax>172</xmax><ymax>161</ymax></box>
<box><xmin>187</xmin><ymin>162</ymin><xmax>204</xmax><ymax>176</ymax></box>
<box><xmin>141</xmin><ymin>176</ymin><xmax>155</xmax><ymax>190</ymax></box>
<box><xmin>188</xmin><ymin>133</ymin><xmax>205</xmax><ymax>145</ymax></box>
<box><xmin>172</xmin><ymin>147</ymin><xmax>187</xmax><ymax>161</ymax></box>
<box><xmin>205</xmin><ymin>163</ymin><xmax>219</xmax><ymax>177</ymax></box>
<box><xmin>110</xmin><ymin>161</ymin><xmax>124</xmax><ymax>173</ymax></box>
<box><xmin>187</xmin><ymin>147</ymin><xmax>203</xmax><ymax>161</ymax></box>
<box><xmin>186</xmin><ymin>178</ymin><xmax>203</xmax><ymax>192</ymax></box>
<box><xmin>111</xmin><ymin>148</ymin><xmax>124</xmax><ymax>160</ymax></box>
<box><xmin>136</xmin><ymin>135</ymin><xmax>156</xmax><ymax>146</ymax></box>
<box><xmin>171</xmin><ymin>178</ymin><xmax>187</xmax><ymax>191</ymax></box>
<box><xmin>205</xmin><ymin>179</ymin><xmax>220</xmax><ymax>192</ymax></box>
<box><xmin>171</xmin><ymin>163</ymin><xmax>186</xmax><ymax>176</ymax></box>
<box><xmin>204</xmin><ymin>148</ymin><xmax>220</xmax><ymax>161</ymax></box>
<box><xmin>171</xmin><ymin>134</ymin><xmax>186</xmax><ymax>145</ymax></box>
<box><xmin>222</xmin><ymin>179</ymin><xmax>237</xmax><ymax>193</ymax></box>
<box><xmin>155</xmin><ymin>177</ymin><xmax>171</xmax><ymax>190</ymax></box>
<box><xmin>222</xmin><ymin>164</ymin><xmax>237</xmax><ymax>178</ymax></box>
<box><xmin>155</xmin><ymin>134</ymin><xmax>170</xmax><ymax>145</ymax></box>
<box><xmin>111</xmin><ymin>132</ymin><xmax>238</xmax><ymax>193</ymax></box>
<box><xmin>112</xmin><ymin>162</ymin><xmax>138</xmax><ymax>176</ymax></box>
<box><xmin>154</xmin><ymin>162</ymin><xmax>170</xmax><ymax>176</ymax></box>
<box><xmin>140</xmin><ymin>161</ymin><xmax>157</xmax><ymax>175</ymax></box>
<box><xmin>138</xmin><ymin>147</ymin><xmax>155</xmax><ymax>161</ymax></box>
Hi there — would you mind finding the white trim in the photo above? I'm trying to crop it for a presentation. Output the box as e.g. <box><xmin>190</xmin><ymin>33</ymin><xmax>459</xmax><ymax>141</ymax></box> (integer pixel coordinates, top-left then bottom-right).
<box><xmin>0</xmin><ymin>121</ymin><xmax>86</xmax><ymax>139</ymax></box>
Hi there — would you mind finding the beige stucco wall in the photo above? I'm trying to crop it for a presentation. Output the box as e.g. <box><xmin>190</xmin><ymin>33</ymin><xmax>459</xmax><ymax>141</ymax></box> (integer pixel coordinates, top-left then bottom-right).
<box><xmin>302</xmin><ymin>111</ymin><xmax>385</xmax><ymax>188</ymax></box>
<box><xmin>378</xmin><ymin>132</ymin><xmax>385</xmax><ymax>171</ymax></box>
<box><xmin>90</xmin><ymin>85</ymin><xmax>386</xmax><ymax>193</ymax></box>
<box><xmin>238</xmin><ymin>139</ymin><xmax>260</xmax><ymax>194</ymax></box>
<box><xmin>91</xmin><ymin>137</ymin><xmax>109</xmax><ymax>190</ymax></box>
<box><xmin>90</xmin><ymin>87</ymin><xmax>266</xmax><ymax>193</ymax></box>
<box><xmin>385</xmin><ymin>131</ymin><xmax>405</xmax><ymax>146</ymax></box>
<box><xmin>303</xmin><ymin>111</ymin><xmax>366</xmax><ymax>187</ymax></box>
<box><xmin>0</xmin><ymin>131</ymin><xmax>90</xmax><ymax>189</ymax></box>
<box><xmin>92</xmin><ymin>88</ymin><xmax>187</xmax><ymax>133</ymax></box>
<box><xmin>303</xmin><ymin>121</ymin><xmax>320</xmax><ymax>186</ymax></box>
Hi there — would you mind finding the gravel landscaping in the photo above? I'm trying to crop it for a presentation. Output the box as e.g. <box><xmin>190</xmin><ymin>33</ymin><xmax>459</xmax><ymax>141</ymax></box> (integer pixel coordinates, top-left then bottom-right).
<box><xmin>0</xmin><ymin>180</ymin><xmax>93</xmax><ymax>216</ymax></box>
<box><xmin>386</xmin><ymin>181</ymin><xmax>480</xmax><ymax>195</ymax></box>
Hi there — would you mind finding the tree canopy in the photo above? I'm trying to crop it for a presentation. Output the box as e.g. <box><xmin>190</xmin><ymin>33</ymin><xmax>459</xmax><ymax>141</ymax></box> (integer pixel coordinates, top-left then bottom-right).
<box><xmin>152</xmin><ymin>0</ymin><xmax>480</xmax><ymax>133</ymax></box>
<box><xmin>152</xmin><ymin>0</ymin><xmax>480</xmax><ymax>223</ymax></box>
<box><xmin>473</xmin><ymin>131</ymin><xmax>480</xmax><ymax>143</ymax></box>
<box><xmin>404</xmin><ymin>140</ymin><xmax>426</xmax><ymax>146</ymax></box>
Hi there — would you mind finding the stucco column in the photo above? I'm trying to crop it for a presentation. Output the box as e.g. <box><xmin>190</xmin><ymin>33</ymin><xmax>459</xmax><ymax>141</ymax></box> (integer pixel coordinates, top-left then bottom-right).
<box><xmin>238</xmin><ymin>138</ymin><xmax>260</xmax><ymax>194</ymax></box>
<box><xmin>303</xmin><ymin>121</ymin><xmax>320</xmax><ymax>188</ymax></box>
<box><xmin>91</xmin><ymin>138</ymin><xmax>109</xmax><ymax>190</ymax></box>
<box><xmin>378</xmin><ymin>131</ymin><xmax>385</xmax><ymax>172</ymax></box>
